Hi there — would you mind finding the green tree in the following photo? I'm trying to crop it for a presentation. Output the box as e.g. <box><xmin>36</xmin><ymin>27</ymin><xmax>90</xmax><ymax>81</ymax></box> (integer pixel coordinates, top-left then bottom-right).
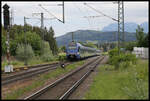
<box><xmin>45</xmin><ymin>27</ymin><xmax>58</xmax><ymax>55</ymax></box>
<box><xmin>32</xmin><ymin>26</ymin><xmax>43</xmax><ymax>39</ymax></box>
<box><xmin>136</xmin><ymin>25</ymin><xmax>147</xmax><ymax>47</ymax></box>
<box><xmin>41</xmin><ymin>41</ymin><xmax>53</xmax><ymax>62</ymax></box>
<box><xmin>60</xmin><ymin>46</ymin><xmax>66</xmax><ymax>52</ymax></box>
<box><xmin>125</xmin><ymin>41</ymin><xmax>137</xmax><ymax>51</ymax></box>
<box><xmin>16</xmin><ymin>43</ymin><xmax>35</xmax><ymax>61</ymax></box>
<box><xmin>16</xmin><ymin>31</ymin><xmax>42</xmax><ymax>55</ymax></box>
<box><xmin>9</xmin><ymin>39</ymin><xmax>18</xmax><ymax>56</ymax></box>
<box><xmin>143</xmin><ymin>34</ymin><xmax>149</xmax><ymax>47</ymax></box>
<box><xmin>2</xmin><ymin>34</ymin><xmax>7</xmax><ymax>55</ymax></box>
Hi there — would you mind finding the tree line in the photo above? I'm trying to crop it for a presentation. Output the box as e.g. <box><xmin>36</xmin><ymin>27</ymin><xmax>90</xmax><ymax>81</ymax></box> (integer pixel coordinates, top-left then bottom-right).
<box><xmin>2</xmin><ymin>24</ymin><xmax>58</xmax><ymax>57</ymax></box>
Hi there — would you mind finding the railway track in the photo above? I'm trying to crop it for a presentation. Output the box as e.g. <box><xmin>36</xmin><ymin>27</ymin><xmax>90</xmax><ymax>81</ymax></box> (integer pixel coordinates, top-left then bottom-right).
<box><xmin>2</xmin><ymin>55</ymin><xmax>98</xmax><ymax>85</ymax></box>
<box><xmin>24</xmin><ymin>56</ymin><xmax>104</xmax><ymax>100</ymax></box>
<box><xmin>2</xmin><ymin>62</ymin><xmax>70</xmax><ymax>85</ymax></box>
<box><xmin>2</xmin><ymin>62</ymin><xmax>59</xmax><ymax>74</ymax></box>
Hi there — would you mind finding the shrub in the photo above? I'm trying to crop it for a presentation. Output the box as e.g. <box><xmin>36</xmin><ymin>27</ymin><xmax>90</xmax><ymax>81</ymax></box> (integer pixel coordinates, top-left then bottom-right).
<box><xmin>125</xmin><ymin>42</ymin><xmax>137</xmax><ymax>51</ymax></box>
<box><xmin>125</xmin><ymin>53</ymin><xmax>137</xmax><ymax>64</ymax></box>
<box><xmin>16</xmin><ymin>31</ymin><xmax>42</xmax><ymax>56</ymax></box>
<box><xmin>16</xmin><ymin>43</ymin><xmax>35</xmax><ymax>61</ymax></box>
<box><xmin>122</xmin><ymin>71</ymin><xmax>148</xmax><ymax>99</ymax></box>
<box><xmin>41</xmin><ymin>41</ymin><xmax>53</xmax><ymax>62</ymax></box>
<box><xmin>119</xmin><ymin>61</ymin><xmax>131</xmax><ymax>70</ymax></box>
<box><xmin>58</xmin><ymin>55</ymin><xmax>66</xmax><ymax>62</ymax></box>
<box><xmin>10</xmin><ymin>39</ymin><xmax>18</xmax><ymax>56</ymax></box>
<box><xmin>112</xmin><ymin>53</ymin><xmax>137</xmax><ymax>70</ymax></box>
<box><xmin>108</xmin><ymin>48</ymin><xmax>137</xmax><ymax>70</ymax></box>
<box><xmin>108</xmin><ymin>48</ymin><xmax>121</xmax><ymax>58</ymax></box>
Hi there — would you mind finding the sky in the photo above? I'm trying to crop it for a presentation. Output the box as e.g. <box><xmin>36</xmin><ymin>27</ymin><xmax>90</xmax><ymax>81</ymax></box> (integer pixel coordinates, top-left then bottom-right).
<box><xmin>1</xmin><ymin>1</ymin><xmax>149</xmax><ymax>37</ymax></box>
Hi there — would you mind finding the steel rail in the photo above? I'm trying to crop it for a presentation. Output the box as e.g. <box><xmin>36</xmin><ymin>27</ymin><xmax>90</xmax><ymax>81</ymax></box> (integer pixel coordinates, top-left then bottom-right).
<box><xmin>2</xmin><ymin>56</ymin><xmax>97</xmax><ymax>85</ymax></box>
<box><xmin>2</xmin><ymin>62</ymin><xmax>72</xmax><ymax>85</ymax></box>
<box><xmin>2</xmin><ymin>62</ymin><xmax>59</xmax><ymax>73</ymax></box>
<box><xmin>2</xmin><ymin>64</ymin><xmax>60</xmax><ymax>85</ymax></box>
<box><xmin>59</xmin><ymin>56</ymin><xmax>104</xmax><ymax>99</ymax></box>
<box><xmin>24</xmin><ymin>56</ymin><xmax>101</xmax><ymax>100</ymax></box>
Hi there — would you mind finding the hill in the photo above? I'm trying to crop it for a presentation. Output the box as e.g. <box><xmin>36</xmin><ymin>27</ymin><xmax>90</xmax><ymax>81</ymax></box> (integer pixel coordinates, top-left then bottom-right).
<box><xmin>56</xmin><ymin>30</ymin><xmax>137</xmax><ymax>47</ymax></box>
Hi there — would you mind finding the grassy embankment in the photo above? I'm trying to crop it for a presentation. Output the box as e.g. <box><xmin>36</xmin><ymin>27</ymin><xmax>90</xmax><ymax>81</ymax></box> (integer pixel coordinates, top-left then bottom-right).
<box><xmin>1</xmin><ymin>53</ymin><xmax>66</xmax><ymax>71</ymax></box>
<box><xmin>84</xmin><ymin>59</ymin><xmax>148</xmax><ymax>99</ymax></box>
<box><xmin>3</xmin><ymin>59</ymin><xmax>85</xmax><ymax>99</ymax></box>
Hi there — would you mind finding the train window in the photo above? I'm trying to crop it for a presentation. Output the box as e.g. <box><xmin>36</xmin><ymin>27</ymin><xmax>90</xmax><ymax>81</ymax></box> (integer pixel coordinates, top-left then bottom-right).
<box><xmin>68</xmin><ymin>42</ymin><xmax>76</xmax><ymax>49</ymax></box>
<box><xmin>68</xmin><ymin>46</ymin><xmax>76</xmax><ymax>49</ymax></box>
<box><xmin>69</xmin><ymin>42</ymin><xmax>76</xmax><ymax>46</ymax></box>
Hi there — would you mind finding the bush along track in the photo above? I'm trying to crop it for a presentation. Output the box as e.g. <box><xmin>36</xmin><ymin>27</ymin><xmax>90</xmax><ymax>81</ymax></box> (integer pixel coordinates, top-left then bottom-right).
<box><xmin>84</xmin><ymin>48</ymin><xmax>148</xmax><ymax>99</ymax></box>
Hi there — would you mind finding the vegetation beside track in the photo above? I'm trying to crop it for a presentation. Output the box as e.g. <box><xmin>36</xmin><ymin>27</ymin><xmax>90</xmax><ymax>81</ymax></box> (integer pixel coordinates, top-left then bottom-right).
<box><xmin>3</xmin><ymin>59</ymin><xmax>85</xmax><ymax>99</ymax></box>
<box><xmin>1</xmin><ymin>52</ymin><xmax>66</xmax><ymax>71</ymax></box>
<box><xmin>84</xmin><ymin>50</ymin><xmax>148</xmax><ymax>99</ymax></box>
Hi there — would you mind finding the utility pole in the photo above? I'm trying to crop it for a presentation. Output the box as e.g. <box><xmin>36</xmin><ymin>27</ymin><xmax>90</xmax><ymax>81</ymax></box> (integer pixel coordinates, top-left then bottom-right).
<box><xmin>118</xmin><ymin>2</ymin><xmax>120</xmax><ymax>54</ymax></box>
<box><xmin>118</xmin><ymin>1</ymin><xmax>124</xmax><ymax>54</ymax></box>
<box><xmin>10</xmin><ymin>8</ymin><xmax>12</xmax><ymax>27</ymax></box>
<box><xmin>41</xmin><ymin>13</ymin><xmax>44</xmax><ymax>54</ymax></box>
<box><xmin>24</xmin><ymin>16</ymin><xmax>28</xmax><ymax>66</ymax></box>
<box><xmin>62</xmin><ymin>1</ymin><xmax>65</xmax><ymax>23</ymax></box>
<box><xmin>84</xmin><ymin>2</ymin><xmax>125</xmax><ymax>54</ymax></box>
<box><xmin>32</xmin><ymin>12</ymin><xmax>44</xmax><ymax>54</ymax></box>
<box><xmin>122</xmin><ymin>2</ymin><xmax>125</xmax><ymax>50</ymax></box>
<box><xmin>10</xmin><ymin>8</ymin><xmax>14</xmax><ymax>27</ymax></box>
<box><xmin>72</xmin><ymin>32</ymin><xmax>74</xmax><ymax>41</ymax></box>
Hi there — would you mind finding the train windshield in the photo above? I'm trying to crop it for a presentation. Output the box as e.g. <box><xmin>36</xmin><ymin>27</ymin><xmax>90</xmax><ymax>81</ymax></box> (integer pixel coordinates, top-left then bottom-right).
<box><xmin>68</xmin><ymin>42</ymin><xmax>76</xmax><ymax>49</ymax></box>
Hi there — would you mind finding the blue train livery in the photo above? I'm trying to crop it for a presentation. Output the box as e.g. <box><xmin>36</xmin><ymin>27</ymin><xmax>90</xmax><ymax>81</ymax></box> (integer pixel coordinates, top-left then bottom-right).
<box><xmin>66</xmin><ymin>41</ymin><xmax>100</xmax><ymax>60</ymax></box>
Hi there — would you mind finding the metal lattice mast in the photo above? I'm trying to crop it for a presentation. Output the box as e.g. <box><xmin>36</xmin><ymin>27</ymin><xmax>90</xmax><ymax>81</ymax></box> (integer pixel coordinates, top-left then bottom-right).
<box><xmin>41</xmin><ymin>13</ymin><xmax>44</xmax><ymax>54</ymax></box>
<box><xmin>118</xmin><ymin>1</ymin><xmax>124</xmax><ymax>54</ymax></box>
<box><xmin>32</xmin><ymin>12</ymin><xmax>44</xmax><ymax>54</ymax></box>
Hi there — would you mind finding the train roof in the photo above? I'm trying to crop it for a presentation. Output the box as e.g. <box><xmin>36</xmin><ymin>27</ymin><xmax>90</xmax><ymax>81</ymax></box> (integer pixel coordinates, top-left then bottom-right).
<box><xmin>77</xmin><ymin>42</ymin><xmax>97</xmax><ymax>51</ymax></box>
<box><xmin>67</xmin><ymin>41</ymin><xmax>101</xmax><ymax>52</ymax></box>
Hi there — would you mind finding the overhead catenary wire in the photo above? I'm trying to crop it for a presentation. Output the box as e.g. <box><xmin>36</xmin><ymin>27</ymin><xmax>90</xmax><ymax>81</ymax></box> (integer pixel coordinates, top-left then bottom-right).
<box><xmin>84</xmin><ymin>3</ymin><xmax>93</xmax><ymax>29</ymax></box>
<box><xmin>84</xmin><ymin>3</ymin><xmax>118</xmax><ymax>22</ymax></box>
<box><xmin>38</xmin><ymin>4</ymin><xmax>60</xmax><ymax>20</ymax></box>
<box><xmin>38</xmin><ymin>3</ymin><xmax>64</xmax><ymax>23</ymax></box>
<box><xmin>33</xmin><ymin>20</ymin><xmax>41</xmax><ymax>26</ymax></box>
<box><xmin>74</xmin><ymin>3</ymin><xmax>92</xmax><ymax>29</ymax></box>
<box><xmin>74</xmin><ymin>3</ymin><xmax>105</xmax><ymax>31</ymax></box>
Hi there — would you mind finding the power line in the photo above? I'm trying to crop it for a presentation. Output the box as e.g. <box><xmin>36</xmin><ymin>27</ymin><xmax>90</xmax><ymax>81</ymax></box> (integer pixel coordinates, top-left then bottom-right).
<box><xmin>38</xmin><ymin>3</ymin><xmax>63</xmax><ymax>6</ymax></box>
<box><xmin>74</xmin><ymin>3</ymin><xmax>92</xmax><ymax>29</ymax></box>
<box><xmin>83</xmin><ymin>15</ymin><xmax>103</xmax><ymax>18</ymax></box>
<box><xmin>38</xmin><ymin>1</ymin><xmax>65</xmax><ymax>23</ymax></box>
<box><xmin>84</xmin><ymin>3</ymin><xmax>93</xmax><ymax>29</ymax></box>
<box><xmin>38</xmin><ymin>4</ymin><xmax>59</xmax><ymax>20</ymax></box>
<box><xmin>84</xmin><ymin>3</ymin><xmax>118</xmax><ymax>22</ymax></box>
<box><xmin>33</xmin><ymin>20</ymin><xmax>41</xmax><ymax>26</ymax></box>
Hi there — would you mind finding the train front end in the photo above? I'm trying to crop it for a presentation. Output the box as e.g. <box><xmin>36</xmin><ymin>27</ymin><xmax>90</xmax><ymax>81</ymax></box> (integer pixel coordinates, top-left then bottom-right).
<box><xmin>66</xmin><ymin>41</ymin><xmax>80</xmax><ymax>60</ymax></box>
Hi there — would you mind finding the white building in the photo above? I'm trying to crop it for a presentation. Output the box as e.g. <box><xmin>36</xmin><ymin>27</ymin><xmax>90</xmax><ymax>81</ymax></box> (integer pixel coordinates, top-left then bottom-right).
<box><xmin>132</xmin><ymin>47</ymin><xmax>149</xmax><ymax>59</ymax></box>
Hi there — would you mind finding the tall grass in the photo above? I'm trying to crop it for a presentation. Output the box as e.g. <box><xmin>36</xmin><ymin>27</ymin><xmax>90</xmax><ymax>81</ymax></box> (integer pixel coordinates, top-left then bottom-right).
<box><xmin>84</xmin><ymin>59</ymin><xmax>148</xmax><ymax>99</ymax></box>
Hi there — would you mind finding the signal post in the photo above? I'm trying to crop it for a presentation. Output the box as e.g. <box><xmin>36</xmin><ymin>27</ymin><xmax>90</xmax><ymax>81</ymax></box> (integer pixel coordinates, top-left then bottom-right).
<box><xmin>3</xmin><ymin>4</ymin><xmax>13</xmax><ymax>72</ymax></box>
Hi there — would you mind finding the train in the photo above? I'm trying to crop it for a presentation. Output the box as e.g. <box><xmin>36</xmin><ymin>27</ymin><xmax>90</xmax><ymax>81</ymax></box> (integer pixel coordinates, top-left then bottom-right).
<box><xmin>66</xmin><ymin>41</ymin><xmax>100</xmax><ymax>60</ymax></box>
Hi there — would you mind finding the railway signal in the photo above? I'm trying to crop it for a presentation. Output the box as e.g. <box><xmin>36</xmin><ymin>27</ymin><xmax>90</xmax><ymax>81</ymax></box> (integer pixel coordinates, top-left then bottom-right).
<box><xmin>3</xmin><ymin>4</ymin><xmax>10</xmax><ymax>30</ymax></box>
<box><xmin>3</xmin><ymin>4</ymin><xmax>14</xmax><ymax>72</ymax></box>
